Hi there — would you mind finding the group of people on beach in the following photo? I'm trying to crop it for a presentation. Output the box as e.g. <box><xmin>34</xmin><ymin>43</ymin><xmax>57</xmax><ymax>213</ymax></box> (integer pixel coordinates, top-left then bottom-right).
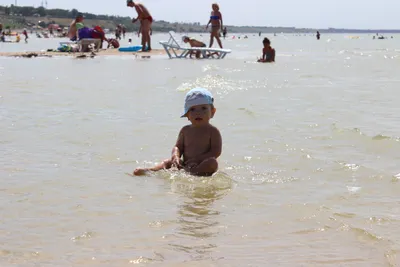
<box><xmin>125</xmin><ymin>1</ymin><xmax>274</xmax><ymax>62</ymax></box>
<box><xmin>63</xmin><ymin>1</ymin><xmax>275</xmax><ymax>61</ymax></box>
<box><xmin>67</xmin><ymin>13</ymin><xmax>120</xmax><ymax>50</ymax></box>
<box><xmin>0</xmin><ymin>27</ymin><xmax>28</xmax><ymax>43</ymax></box>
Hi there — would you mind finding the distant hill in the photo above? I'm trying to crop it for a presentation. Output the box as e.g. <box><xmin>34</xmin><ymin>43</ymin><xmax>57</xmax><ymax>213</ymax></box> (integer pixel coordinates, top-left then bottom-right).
<box><xmin>1</xmin><ymin>5</ymin><xmax>400</xmax><ymax>34</ymax></box>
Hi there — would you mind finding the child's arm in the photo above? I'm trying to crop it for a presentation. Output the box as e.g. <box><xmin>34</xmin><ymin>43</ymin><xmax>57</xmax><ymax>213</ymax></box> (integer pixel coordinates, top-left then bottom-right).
<box><xmin>206</xmin><ymin>14</ymin><xmax>212</xmax><ymax>30</ymax></box>
<box><xmin>171</xmin><ymin>128</ymin><xmax>185</xmax><ymax>167</ymax></box>
<box><xmin>262</xmin><ymin>48</ymin><xmax>266</xmax><ymax>61</ymax></box>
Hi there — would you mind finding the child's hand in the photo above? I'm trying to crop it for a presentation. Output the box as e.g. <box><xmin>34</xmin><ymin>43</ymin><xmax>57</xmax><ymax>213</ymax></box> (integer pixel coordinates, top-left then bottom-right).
<box><xmin>171</xmin><ymin>156</ymin><xmax>182</xmax><ymax>168</ymax></box>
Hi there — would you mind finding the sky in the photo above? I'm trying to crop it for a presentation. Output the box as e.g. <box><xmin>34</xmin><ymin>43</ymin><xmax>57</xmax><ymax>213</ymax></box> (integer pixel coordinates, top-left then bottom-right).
<box><xmin>1</xmin><ymin>0</ymin><xmax>399</xmax><ymax>29</ymax></box>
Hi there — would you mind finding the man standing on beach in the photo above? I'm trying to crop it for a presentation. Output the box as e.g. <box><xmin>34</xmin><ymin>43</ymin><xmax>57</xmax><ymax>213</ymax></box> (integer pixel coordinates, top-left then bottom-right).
<box><xmin>67</xmin><ymin>13</ymin><xmax>84</xmax><ymax>41</ymax></box>
<box><xmin>126</xmin><ymin>0</ymin><xmax>152</xmax><ymax>51</ymax></box>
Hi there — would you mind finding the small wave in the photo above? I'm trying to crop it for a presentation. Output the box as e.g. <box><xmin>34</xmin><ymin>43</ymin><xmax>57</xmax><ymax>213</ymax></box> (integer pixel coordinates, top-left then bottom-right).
<box><xmin>291</xmin><ymin>227</ymin><xmax>327</xmax><ymax>235</ymax></box>
<box><xmin>331</xmin><ymin>123</ymin><xmax>400</xmax><ymax>142</ymax></box>
<box><xmin>338</xmin><ymin>223</ymin><xmax>386</xmax><ymax>243</ymax></box>
<box><xmin>71</xmin><ymin>231</ymin><xmax>95</xmax><ymax>242</ymax></box>
<box><xmin>333</xmin><ymin>212</ymin><xmax>356</xmax><ymax>218</ymax></box>
<box><xmin>237</xmin><ymin>107</ymin><xmax>255</xmax><ymax>116</ymax></box>
<box><xmin>336</xmin><ymin>161</ymin><xmax>361</xmax><ymax>171</ymax></box>
<box><xmin>372</xmin><ymin>134</ymin><xmax>400</xmax><ymax>142</ymax></box>
<box><xmin>129</xmin><ymin>256</ymin><xmax>155</xmax><ymax>264</ymax></box>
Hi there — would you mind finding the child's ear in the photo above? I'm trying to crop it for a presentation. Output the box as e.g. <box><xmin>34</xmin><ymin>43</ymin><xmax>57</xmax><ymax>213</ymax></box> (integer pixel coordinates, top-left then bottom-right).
<box><xmin>211</xmin><ymin>107</ymin><xmax>216</xmax><ymax>118</ymax></box>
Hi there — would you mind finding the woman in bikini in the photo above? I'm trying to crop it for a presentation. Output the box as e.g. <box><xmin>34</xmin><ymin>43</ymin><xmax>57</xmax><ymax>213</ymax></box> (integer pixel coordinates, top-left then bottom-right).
<box><xmin>206</xmin><ymin>3</ymin><xmax>223</xmax><ymax>49</ymax></box>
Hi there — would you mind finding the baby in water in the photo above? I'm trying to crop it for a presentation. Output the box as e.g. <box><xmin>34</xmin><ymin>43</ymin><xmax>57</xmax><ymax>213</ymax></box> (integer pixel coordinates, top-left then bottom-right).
<box><xmin>134</xmin><ymin>88</ymin><xmax>222</xmax><ymax>176</ymax></box>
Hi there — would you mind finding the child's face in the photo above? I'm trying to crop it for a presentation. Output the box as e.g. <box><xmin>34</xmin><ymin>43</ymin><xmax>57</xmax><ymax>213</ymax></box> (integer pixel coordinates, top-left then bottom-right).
<box><xmin>186</xmin><ymin>104</ymin><xmax>215</xmax><ymax>126</ymax></box>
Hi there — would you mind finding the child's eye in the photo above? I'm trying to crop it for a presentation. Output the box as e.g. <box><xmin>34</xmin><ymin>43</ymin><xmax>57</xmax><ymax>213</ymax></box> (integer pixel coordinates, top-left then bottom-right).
<box><xmin>202</xmin><ymin>106</ymin><xmax>207</xmax><ymax>110</ymax></box>
<box><xmin>190</xmin><ymin>108</ymin><xmax>195</xmax><ymax>111</ymax></box>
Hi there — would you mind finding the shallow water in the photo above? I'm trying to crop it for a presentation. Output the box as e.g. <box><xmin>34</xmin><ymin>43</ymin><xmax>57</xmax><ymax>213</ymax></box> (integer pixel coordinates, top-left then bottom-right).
<box><xmin>1</xmin><ymin>33</ymin><xmax>400</xmax><ymax>266</ymax></box>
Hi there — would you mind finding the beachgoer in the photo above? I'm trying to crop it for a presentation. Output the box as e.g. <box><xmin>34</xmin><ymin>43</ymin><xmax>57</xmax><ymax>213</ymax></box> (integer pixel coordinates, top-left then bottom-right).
<box><xmin>122</xmin><ymin>24</ymin><xmax>126</xmax><ymax>38</ymax></box>
<box><xmin>182</xmin><ymin>36</ymin><xmax>207</xmax><ymax>58</ymax></box>
<box><xmin>257</xmin><ymin>37</ymin><xmax>275</xmax><ymax>63</ymax></box>
<box><xmin>107</xmin><ymin>38</ymin><xmax>120</xmax><ymax>48</ymax></box>
<box><xmin>1</xmin><ymin>32</ymin><xmax>5</xmax><ymax>42</ymax></box>
<box><xmin>206</xmin><ymin>3</ymin><xmax>223</xmax><ymax>48</ymax></box>
<box><xmin>22</xmin><ymin>29</ymin><xmax>28</xmax><ymax>43</ymax></box>
<box><xmin>115</xmin><ymin>24</ymin><xmax>122</xmax><ymax>40</ymax></box>
<box><xmin>133</xmin><ymin>88</ymin><xmax>222</xmax><ymax>177</ymax></box>
<box><xmin>67</xmin><ymin>13</ymin><xmax>84</xmax><ymax>41</ymax></box>
<box><xmin>0</xmin><ymin>23</ymin><xmax>3</xmax><ymax>34</ymax></box>
<box><xmin>127</xmin><ymin>0</ymin><xmax>153</xmax><ymax>51</ymax></box>
<box><xmin>316</xmin><ymin>31</ymin><xmax>320</xmax><ymax>40</ymax></box>
<box><xmin>15</xmin><ymin>33</ymin><xmax>20</xmax><ymax>43</ymax></box>
<box><xmin>223</xmin><ymin>27</ymin><xmax>227</xmax><ymax>39</ymax></box>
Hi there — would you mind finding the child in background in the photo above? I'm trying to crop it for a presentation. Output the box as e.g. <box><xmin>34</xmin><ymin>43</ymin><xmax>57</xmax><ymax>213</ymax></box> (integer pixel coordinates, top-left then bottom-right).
<box><xmin>133</xmin><ymin>88</ymin><xmax>222</xmax><ymax>176</ymax></box>
<box><xmin>182</xmin><ymin>36</ymin><xmax>207</xmax><ymax>58</ymax></box>
<box><xmin>22</xmin><ymin>29</ymin><xmax>28</xmax><ymax>43</ymax></box>
<box><xmin>257</xmin><ymin>37</ymin><xmax>275</xmax><ymax>63</ymax></box>
<box><xmin>107</xmin><ymin>38</ymin><xmax>120</xmax><ymax>48</ymax></box>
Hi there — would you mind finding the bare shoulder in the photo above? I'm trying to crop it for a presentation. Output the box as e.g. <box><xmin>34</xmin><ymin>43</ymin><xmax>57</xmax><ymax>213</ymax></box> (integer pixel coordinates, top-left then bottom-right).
<box><xmin>208</xmin><ymin>124</ymin><xmax>221</xmax><ymax>135</ymax></box>
<box><xmin>180</xmin><ymin>125</ymin><xmax>192</xmax><ymax>134</ymax></box>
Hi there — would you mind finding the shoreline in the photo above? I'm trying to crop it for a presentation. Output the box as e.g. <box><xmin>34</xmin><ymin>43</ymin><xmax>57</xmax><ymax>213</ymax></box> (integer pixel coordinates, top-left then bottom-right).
<box><xmin>0</xmin><ymin>48</ymin><xmax>167</xmax><ymax>58</ymax></box>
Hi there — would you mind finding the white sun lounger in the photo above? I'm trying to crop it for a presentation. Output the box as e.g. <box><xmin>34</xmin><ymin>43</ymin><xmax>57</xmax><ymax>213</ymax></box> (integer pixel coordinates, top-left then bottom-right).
<box><xmin>159</xmin><ymin>31</ymin><xmax>231</xmax><ymax>59</ymax></box>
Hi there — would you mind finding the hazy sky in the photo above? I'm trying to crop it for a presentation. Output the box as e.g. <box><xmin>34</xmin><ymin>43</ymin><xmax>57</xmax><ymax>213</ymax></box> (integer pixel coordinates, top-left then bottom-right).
<box><xmin>1</xmin><ymin>0</ymin><xmax>399</xmax><ymax>29</ymax></box>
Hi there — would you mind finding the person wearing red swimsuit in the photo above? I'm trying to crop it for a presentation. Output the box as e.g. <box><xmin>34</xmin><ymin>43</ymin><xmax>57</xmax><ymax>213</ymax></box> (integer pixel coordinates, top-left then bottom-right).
<box><xmin>127</xmin><ymin>0</ymin><xmax>153</xmax><ymax>52</ymax></box>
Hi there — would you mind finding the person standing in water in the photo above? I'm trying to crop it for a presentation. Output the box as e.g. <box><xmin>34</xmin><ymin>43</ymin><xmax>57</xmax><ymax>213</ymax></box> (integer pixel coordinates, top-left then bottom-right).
<box><xmin>316</xmin><ymin>31</ymin><xmax>320</xmax><ymax>40</ymax></box>
<box><xmin>222</xmin><ymin>27</ymin><xmax>227</xmax><ymax>39</ymax></box>
<box><xmin>22</xmin><ymin>29</ymin><xmax>28</xmax><ymax>43</ymax></box>
<box><xmin>127</xmin><ymin>0</ymin><xmax>153</xmax><ymax>52</ymax></box>
<box><xmin>206</xmin><ymin>3</ymin><xmax>223</xmax><ymax>48</ymax></box>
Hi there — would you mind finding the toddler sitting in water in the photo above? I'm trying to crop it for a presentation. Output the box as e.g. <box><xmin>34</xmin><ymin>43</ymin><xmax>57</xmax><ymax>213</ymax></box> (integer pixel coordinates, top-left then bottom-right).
<box><xmin>257</xmin><ymin>37</ymin><xmax>275</xmax><ymax>63</ymax></box>
<box><xmin>134</xmin><ymin>88</ymin><xmax>222</xmax><ymax>176</ymax></box>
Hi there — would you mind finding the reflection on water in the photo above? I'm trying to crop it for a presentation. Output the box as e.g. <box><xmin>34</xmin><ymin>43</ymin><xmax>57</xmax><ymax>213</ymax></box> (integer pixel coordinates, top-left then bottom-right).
<box><xmin>165</xmin><ymin>172</ymin><xmax>233</xmax><ymax>261</ymax></box>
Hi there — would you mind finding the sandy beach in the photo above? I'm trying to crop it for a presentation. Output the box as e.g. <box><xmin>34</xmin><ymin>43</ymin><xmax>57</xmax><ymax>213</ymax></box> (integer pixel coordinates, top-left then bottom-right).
<box><xmin>0</xmin><ymin>48</ymin><xmax>167</xmax><ymax>58</ymax></box>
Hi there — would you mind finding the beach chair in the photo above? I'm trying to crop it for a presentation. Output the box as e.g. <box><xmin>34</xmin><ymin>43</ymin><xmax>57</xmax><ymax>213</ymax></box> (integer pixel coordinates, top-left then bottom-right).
<box><xmin>159</xmin><ymin>31</ymin><xmax>231</xmax><ymax>59</ymax></box>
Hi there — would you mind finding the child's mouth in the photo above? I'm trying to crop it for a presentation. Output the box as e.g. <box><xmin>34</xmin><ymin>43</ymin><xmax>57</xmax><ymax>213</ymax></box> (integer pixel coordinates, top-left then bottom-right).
<box><xmin>195</xmin><ymin>118</ymin><xmax>203</xmax><ymax>121</ymax></box>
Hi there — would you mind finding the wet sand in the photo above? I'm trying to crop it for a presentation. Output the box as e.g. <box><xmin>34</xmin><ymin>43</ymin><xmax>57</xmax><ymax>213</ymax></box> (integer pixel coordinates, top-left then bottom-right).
<box><xmin>0</xmin><ymin>48</ymin><xmax>167</xmax><ymax>58</ymax></box>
